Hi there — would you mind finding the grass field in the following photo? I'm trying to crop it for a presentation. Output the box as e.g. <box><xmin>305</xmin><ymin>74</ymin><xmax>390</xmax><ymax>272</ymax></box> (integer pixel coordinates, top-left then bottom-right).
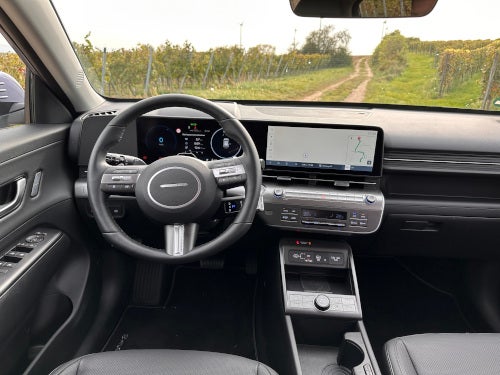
<box><xmin>365</xmin><ymin>53</ymin><xmax>487</xmax><ymax>110</ymax></box>
<box><xmin>180</xmin><ymin>66</ymin><xmax>354</xmax><ymax>101</ymax></box>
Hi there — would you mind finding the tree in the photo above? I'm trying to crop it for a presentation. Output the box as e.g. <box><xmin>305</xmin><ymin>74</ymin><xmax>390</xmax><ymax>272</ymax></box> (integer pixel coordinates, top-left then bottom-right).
<box><xmin>300</xmin><ymin>25</ymin><xmax>352</xmax><ymax>67</ymax></box>
<box><xmin>301</xmin><ymin>26</ymin><xmax>349</xmax><ymax>54</ymax></box>
<box><xmin>371</xmin><ymin>30</ymin><xmax>408</xmax><ymax>79</ymax></box>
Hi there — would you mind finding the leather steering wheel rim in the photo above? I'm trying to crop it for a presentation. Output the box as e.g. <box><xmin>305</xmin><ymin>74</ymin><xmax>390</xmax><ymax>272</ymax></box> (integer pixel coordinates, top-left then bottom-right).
<box><xmin>87</xmin><ymin>94</ymin><xmax>262</xmax><ymax>263</ymax></box>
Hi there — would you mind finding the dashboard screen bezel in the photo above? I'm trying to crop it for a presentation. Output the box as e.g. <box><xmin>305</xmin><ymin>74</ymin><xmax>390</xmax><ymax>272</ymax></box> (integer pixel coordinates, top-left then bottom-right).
<box><xmin>135</xmin><ymin>117</ymin><xmax>383</xmax><ymax>177</ymax></box>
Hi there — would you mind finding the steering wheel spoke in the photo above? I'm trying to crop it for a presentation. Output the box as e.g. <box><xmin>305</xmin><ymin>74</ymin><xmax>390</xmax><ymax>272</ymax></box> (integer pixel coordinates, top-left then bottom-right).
<box><xmin>207</xmin><ymin>156</ymin><xmax>247</xmax><ymax>189</ymax></box>
<box><xmin>100</xmin><ymin>165</ymin><xmax>146</xmax><ymax>195</ymax></box>
<box><xmin>164</xmin><ymin>223</ymin><xmax>199</xmax><ymax>256</ymax></box>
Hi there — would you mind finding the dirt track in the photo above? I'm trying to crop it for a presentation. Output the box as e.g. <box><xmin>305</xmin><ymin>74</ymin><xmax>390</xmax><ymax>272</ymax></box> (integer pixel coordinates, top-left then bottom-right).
<box><xmin>343</xmin><ymin>57</ymin><xmax>373</xmax><ymax>103</ymax></box>
<box><xmin>301</xmin><ymin>56</ymin><xmax>373</xmax><ymax>102</ymax></box>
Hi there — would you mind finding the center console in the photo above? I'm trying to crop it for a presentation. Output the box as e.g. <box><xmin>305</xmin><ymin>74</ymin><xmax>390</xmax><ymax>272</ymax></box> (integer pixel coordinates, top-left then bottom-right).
<box><xmin>260</xmin><ymin>185</ymin><xmax>384</xmax><ymax>234</ymax></box>
<box><xmin>257</xmin><ymin>123</ymin><xmax>385</xmax><ymax>235</ymax></box>
<box><xmin>280</xmin><ymin>239</ymin><xmax>361</xmax><ymax>318</ymax></box>
<box><xmin>279</xmin><ymin>238</ymin><xmax>381</xmax><ymax>375</ymax></box>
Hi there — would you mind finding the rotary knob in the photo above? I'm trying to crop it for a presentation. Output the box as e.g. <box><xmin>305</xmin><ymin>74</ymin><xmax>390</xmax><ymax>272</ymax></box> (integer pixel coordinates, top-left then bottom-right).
<box><xmin>314</xmin><ymin>294</ymin><xmax>330</xmax><ymax>311</ymax></box>
<box><xmin>365</xmin><ymin>195</ymin><xmax>377</xmax><ymax>204</ymax></box>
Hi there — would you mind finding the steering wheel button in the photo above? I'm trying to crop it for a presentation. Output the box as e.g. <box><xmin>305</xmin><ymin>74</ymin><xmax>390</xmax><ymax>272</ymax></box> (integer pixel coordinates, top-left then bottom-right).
<box><xmin>218</xmin><ymin>177</ymin><xmax>228</xmax><ymax>185</ymax></box>
<box><xmin>111</xmin><ymin>175</ymin><xmax>133</xmax><ymax>181</ymax></box>
<box><xmin>111</xmin><ymin>169</ymin><xmax>138</xmax><ymax>174</ymax></box>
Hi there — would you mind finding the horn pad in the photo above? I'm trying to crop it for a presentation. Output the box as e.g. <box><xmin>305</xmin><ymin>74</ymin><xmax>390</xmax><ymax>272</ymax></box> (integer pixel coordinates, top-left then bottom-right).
<box><xmin>135</xmin><ymin>156</ymin><xmax>222</xmax><ymax>224</ymax></box>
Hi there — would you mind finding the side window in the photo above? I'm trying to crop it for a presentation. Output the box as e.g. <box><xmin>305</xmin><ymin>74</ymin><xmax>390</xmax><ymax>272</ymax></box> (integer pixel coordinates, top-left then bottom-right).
<box><xmin>0</xmin><ymin>34</ymin><xmax>25</xmax><ymax>127</ymax></box>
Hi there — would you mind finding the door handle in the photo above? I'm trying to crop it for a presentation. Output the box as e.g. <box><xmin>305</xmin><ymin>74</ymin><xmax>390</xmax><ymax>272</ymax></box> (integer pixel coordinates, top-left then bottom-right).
<box><xmin>0</xmin><ymin>177</ymin><xmax>26</xmax><ymax>219</ymax></box>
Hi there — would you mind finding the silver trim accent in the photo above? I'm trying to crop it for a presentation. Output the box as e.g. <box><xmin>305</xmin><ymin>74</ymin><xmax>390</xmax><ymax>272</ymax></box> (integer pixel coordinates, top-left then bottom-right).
<box><xmin>0</xmin><ymin>178</ymin><xmax>26</xmax><ymax>219</ymax></box>
<box><xmin>160</xmin><ymin>182</ymin><xmax>189</xmax><ymax>188</ymax></box>
<box><xmin>165</xmin><ymin>223</ymin><xmax>199</xmax><ymax>256</ymax></box>
<box><xmin>260</xmin><ymin>183</ymin><xmax>385</xmax><ymax>235</ymax></box>
<box><xmin>147</xmin><ymin>167</ymin><xmax>201</xmax><ymax>209</ymax></box>
<box><xmin>384</xmin><ymin>157</ymin><xmax>500</xmax><ymax>167</ymax></box>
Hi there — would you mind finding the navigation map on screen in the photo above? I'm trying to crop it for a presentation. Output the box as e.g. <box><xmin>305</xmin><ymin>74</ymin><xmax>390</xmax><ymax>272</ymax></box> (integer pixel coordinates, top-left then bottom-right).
<box><xmin>266</xmin><ymin>126</ymin><xmax>379</xmax><ymax>173</ymax></box>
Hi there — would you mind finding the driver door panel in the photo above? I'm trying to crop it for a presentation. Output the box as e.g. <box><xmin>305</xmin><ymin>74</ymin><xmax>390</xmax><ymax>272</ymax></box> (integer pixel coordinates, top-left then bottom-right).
<box><xmin>0</xmin><ymin>123</ymin><xmax>97</xmax><ymax>374</ymax></box>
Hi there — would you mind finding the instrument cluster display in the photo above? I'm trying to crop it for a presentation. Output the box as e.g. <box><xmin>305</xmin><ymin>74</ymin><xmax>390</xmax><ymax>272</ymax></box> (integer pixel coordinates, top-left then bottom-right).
<box><xmin>137</xmin><ymin>117</ymin><xmax>241</xmax><ymax>163</ymax></box>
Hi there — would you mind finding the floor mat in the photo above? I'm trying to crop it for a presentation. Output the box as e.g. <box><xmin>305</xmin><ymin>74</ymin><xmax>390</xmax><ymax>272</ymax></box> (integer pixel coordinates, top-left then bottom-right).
<box><xmin>355</xmin><ymin>257</ymin><xmax>473</xmax><ymax>364</ymax></box>
<box><xmin>104</xmin><ymin>267</ymin><xmax>257</xmax><ymax>359</ymax></box>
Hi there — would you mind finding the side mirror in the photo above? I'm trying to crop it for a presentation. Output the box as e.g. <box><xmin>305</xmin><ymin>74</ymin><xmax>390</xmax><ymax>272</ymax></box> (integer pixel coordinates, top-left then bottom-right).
<box><xmin>0</xmin><ymin>72</ymin><xmax>25</xmax><ymax>127</ymax></box>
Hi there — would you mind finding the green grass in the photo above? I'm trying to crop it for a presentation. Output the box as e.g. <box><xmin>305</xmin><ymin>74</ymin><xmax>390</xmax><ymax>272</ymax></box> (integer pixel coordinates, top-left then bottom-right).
<box><xmin>365</xmin><ymin>53</ymin><xmax>487</xmax><ymax>110</ymax></box>
<box><xmin>175</xmin><ymin>66</ymin><xmax>354</xmax><ymax>101</ymax></box>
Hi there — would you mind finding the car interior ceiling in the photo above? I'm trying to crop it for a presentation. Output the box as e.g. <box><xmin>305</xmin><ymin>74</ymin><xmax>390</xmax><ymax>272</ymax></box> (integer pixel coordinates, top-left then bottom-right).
<box><xmin>0</xmin><ymin>0</ymin><xmax>499</xmax><ymax>375</ymax></box>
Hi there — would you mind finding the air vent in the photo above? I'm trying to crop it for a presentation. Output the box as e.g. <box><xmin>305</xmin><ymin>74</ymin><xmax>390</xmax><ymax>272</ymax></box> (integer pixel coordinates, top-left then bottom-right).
<box><xmin>83</xmin><ymin>110</ymin><xmax>118</xmax><ymax>120</ymax></box>
<box><xmin>384</xmin><ymin>151</ymin><xmax>500</xmax><ymax>175</ymax></box>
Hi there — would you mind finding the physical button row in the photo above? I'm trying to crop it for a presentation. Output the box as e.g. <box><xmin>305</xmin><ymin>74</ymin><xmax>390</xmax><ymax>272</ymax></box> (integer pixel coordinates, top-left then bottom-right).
<box><xmin>350</xmin><ymin>219</ymin><xmax>367</xmax><ymax>227</ymax></box>
<box><xmin>110</xmin><ymin>169</ymin><xmax>139</xmax><ymax>174</ymax></box>
<box><xmin>289</xmin><ymin>293</ymin><xmax>357</xmax><ymax>312</ymax></box>
<box><xmin>7</xmin><ymin>251</ymin><xmax>26</xmax><ymax>258</ymax></box>
<box><xmin>209</xmin><ymin>159</ymin><xmax>241</xmax><ymax>169</ymax></box>
<box><xmin>216</xmin><ymin>173</ymin><xmax>246</xmax><ymax>187</ymax></box>
<box><xmin>102</xmin><ymin>183</ymin><xmax>135</xmax><ymax>194</ymax></box>
<box><xmin>212</xmin><ymin>164</ymin><xmax>245</xmax><ymax>177</ymax></box>
<box><xmin>281</xmin><ymin>214</ymin><xmax>298</xmax><ymax>222</ymax></box>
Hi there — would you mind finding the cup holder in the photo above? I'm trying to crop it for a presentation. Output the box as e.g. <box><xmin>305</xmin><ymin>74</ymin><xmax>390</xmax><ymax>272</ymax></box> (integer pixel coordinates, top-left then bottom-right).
<box><xmin>320</xmin><ymin>364</ymin><xmax>352</xmax><ymax>375</ymax></box>
<box><xmin>337</xmin><ymin>336</ymin><xmax>365</xmax><ymax>371</ymax></box>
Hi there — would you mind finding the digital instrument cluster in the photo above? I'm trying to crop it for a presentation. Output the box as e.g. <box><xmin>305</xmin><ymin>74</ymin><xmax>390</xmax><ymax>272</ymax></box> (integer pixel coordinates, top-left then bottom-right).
<box><xmin>136</xmin><ymin>117</ymin><xmax>241</xmax><ymax>163</ymax></box>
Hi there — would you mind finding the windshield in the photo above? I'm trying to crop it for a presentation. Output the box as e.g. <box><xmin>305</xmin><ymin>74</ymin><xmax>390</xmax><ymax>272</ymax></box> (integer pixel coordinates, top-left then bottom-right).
<box><xmin>52</xmin><ymin>0</ymin><xmax>499</xmax><ymax>111</ymax></box>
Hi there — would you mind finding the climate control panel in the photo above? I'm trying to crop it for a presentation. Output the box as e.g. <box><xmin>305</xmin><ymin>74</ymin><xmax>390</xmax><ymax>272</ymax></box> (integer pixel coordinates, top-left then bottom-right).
<box><xmin>259</xmin><ymin>183</ymin><xmax>384</xmax><ymax>234</ymax></box>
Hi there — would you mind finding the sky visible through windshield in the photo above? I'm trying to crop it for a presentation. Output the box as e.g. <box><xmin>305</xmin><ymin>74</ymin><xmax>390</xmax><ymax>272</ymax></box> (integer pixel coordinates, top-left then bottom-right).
<box><xmin>2</xmin><ymin>0</ymin><xmax>497</xmax><ymax>110</ymax></box>
<box><xmin>51</xmin><ymin>0</ymin><xmax>498</xmax><ymax>55</ymax></box>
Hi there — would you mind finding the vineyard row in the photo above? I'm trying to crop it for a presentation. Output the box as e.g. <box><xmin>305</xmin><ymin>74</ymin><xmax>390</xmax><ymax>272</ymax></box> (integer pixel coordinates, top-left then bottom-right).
<box><xmin>74</xmin><ymin>43</ymin><xmax>351</xmax><ymax>98</ymax></box>
<box><xmin>408</xmin><ymin>38</ymin><xmax>499</xmax><ymax>107</ymax></box>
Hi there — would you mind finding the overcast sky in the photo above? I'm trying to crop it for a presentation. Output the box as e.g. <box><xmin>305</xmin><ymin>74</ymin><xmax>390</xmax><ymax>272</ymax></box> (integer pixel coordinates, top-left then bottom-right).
<box><xmin>21</xmin><ymin>0</ymin><xmax>500</xmax><ymax>55</ymax></box>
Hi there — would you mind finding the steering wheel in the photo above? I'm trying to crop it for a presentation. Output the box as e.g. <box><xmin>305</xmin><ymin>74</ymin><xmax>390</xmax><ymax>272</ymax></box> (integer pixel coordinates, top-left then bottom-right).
<box><xmin>87</xmin><ymin>94</ymin><xmax>262</xmax><ymax>263</ymax></box>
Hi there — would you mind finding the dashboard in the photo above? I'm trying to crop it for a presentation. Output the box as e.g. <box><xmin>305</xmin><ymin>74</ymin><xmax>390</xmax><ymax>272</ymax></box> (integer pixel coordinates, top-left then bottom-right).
<box><xmin>74</xmin><ymin>112</ymin><xmax>386</xmax><ymax>236</ymax></box>
<box><xmin>71</xmin><ymin>102</ymin><xmax>500</xmax><ymax>257</ymax></box>
<box><xmin>133</xmin><ymin>118</ymin><xmax>386</xmax><ymax>234</ymax></box>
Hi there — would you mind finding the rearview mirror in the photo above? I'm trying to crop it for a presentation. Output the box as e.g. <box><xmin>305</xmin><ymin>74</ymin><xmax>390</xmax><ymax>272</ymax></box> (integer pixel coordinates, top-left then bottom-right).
<box><xmin>289</xmin><ymin>0</ymin><xmax>438</xmax><ymax>18</ymax></box>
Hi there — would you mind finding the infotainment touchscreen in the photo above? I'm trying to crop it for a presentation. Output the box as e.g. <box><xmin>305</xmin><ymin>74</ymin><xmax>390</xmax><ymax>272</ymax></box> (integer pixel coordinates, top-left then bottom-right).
<box><xmin>265</xmin><ymin>125</ymin><xmax>383</xmax><ymax>176</ymax></box>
